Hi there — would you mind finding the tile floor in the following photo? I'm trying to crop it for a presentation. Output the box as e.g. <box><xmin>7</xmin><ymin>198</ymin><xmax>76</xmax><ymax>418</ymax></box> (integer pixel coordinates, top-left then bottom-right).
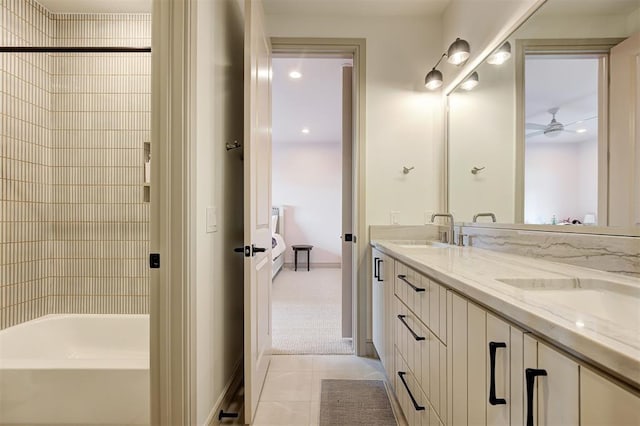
<box><xmin>252</xmin><ymin>354</ymin><xmax>404</xmax><ymax>426</ymax></box>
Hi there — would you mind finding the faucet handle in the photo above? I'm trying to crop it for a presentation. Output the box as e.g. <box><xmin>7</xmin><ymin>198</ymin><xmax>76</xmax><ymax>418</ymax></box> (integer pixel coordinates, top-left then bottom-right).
<box><xmin>457</xmin><ymin>233</ymin><xmax>468</xmax><ymax>247</ymax></box>
<box><xmin>439</xmin><ymin>230</ymin><xmax>449</xmax><ymax>243</ymax></box>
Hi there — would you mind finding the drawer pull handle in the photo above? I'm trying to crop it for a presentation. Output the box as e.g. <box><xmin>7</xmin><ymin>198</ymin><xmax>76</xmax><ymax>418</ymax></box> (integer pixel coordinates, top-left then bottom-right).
<box><xmin>525</xmin><ymin>368</ymin><xmax>547</xmax><ymax>426</ymax></box>
<box><xmin>397</xmin><ymin>274</ymin><xmax>425</xmax><ymax>292</ymax></box>
<box><xmin>489</xmin><ymin>341</ymin><xmax>507</xmax><ymax>405</ymax></box>
<box><xmin>397</xmin><ymin>315</ymin><xmax>425</xmax><ymax>341</ymax></box>
<box><xmin>377</xmin><ymin>258</ymin><xmax>384</xmax><ymax>282</ymax></box>
<box><xmin>398</xmin><ymin>372</ymin><xmax>425</xmax><ymax>411</ymax></box>
<box><xmin>374</xmin><ymin>257</ymin><xmax>380</xmax><ymax>279</ymax></box>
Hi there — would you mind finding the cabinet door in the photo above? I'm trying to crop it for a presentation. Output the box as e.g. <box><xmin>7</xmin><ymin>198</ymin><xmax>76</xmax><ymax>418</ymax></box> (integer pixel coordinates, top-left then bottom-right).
<box><xmin>372</xmin><ymin>248</ymin><xmax>384</xmax><ymax>361</ymax></box>
<box><xmin>382</xmin><ymin>255</ymin><xmax>395</xmax><ymax>382</ymax></box>
<box><xmin>581</xmin><ymin>367</ymin><xmax>640</xmax><ymax>426</ymax></box>
<box><xmin>523</xmin><ymin>336</ymin><xmax>579</xmax><ymax>426</ymax></box>
<box><xmin>486</xmin><ymin>313</ymin><xmax>512</xmax><ymax>426</ymax></box>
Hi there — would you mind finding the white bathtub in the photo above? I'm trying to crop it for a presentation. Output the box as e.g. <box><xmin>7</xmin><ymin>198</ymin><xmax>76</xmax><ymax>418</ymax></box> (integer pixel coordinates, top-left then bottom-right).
<box><xmin>0</xmin><ymin>314</ymin><xmax>149</xmax><ymax>425</ymax></box>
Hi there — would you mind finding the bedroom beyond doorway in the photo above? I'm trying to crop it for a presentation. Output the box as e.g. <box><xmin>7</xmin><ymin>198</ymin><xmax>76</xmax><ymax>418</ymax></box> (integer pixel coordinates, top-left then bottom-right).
<box><xmin>270</xmin><ymin>55</ymin><xmax>354</xmax><ymax>355</ymax></box>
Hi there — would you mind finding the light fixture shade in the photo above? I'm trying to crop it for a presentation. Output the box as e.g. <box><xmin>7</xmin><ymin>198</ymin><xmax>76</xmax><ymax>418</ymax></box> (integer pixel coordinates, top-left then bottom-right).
<box><xmin>460</xmin><ymin>72</ymin><xmax>479</xmax><ymax>91</ymax></box>
<box><xmin>424</xmin><ymin>68</ymin><xmax>443</xmax><ymax>90</ymax></box>
<box><xmin>447</xmin><ymin>38</ymin><xmax>471</xmax><ymax>65</ymax></box>
<box><xmin>487</xmin><ymin>41</ymin><xmax>511</xmax><ymax>65</ymax></box>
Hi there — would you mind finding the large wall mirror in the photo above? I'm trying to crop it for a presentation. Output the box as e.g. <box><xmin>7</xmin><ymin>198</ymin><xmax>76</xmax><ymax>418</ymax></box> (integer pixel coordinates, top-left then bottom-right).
<box><xmin>447</xmin><ymin>0</ymin><xmax>640</xmax><ymax>229</ymax></box>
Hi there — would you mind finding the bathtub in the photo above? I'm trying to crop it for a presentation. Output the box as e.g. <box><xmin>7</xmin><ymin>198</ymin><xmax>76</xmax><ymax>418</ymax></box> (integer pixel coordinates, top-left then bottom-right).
<box><xmin>0</xmin><ymin>314</ymin><xmax>149</xmax><ymax>425</ymax></box>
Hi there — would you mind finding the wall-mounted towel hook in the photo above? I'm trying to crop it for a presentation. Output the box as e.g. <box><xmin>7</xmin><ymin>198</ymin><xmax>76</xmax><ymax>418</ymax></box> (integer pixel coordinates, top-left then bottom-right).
<box><xmin>226</xmin><ymin>141</ymin><xmax>242</xmax><ymax>151</ymax></box>
<box><xmin>471</xmin><ymin>166</ymin><xmax>485</xmax><ymax>175</ymax></box>
<box><xmin>402</xmin><ymin>166</ymin><xmax>415</xmax><ymax>175</ymax></box>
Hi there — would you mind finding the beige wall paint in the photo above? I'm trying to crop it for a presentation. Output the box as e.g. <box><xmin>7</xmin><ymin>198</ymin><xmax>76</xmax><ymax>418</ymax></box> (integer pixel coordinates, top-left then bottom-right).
<box><xmin>194</xmin><ymin>0</ymin><xmax>245</xmax><ymax>424</ymax></box>
<box><xmin>266</xmin><ymin>14</ymin><xmax>444</xmax><ymax>227</ymax></box>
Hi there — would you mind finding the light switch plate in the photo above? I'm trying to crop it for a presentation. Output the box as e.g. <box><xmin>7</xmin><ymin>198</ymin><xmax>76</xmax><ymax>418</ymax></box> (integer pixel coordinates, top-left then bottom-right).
<box><xmin>206</xmin><ymin>206</ymin><xmax>217</xmax><ymax>233</ymax></box>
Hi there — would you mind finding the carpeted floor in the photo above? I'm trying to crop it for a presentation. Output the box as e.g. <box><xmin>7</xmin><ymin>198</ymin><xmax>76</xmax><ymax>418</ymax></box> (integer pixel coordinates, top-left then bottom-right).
<box><xmin>272</xmin><ymin>268</ymin><xmax>353</xmax><ymax>355</ymax></box>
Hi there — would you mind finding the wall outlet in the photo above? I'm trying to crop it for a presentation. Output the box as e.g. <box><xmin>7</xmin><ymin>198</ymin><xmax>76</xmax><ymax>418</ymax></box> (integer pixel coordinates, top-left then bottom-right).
<box><xmin>390</xmin><ymin>211</ymin><xmax>400</xmax><ymax>225</ymax></box>
<box><xmin>206</xmin><ymin>206</ymin><xmax>217</xmax><ymax>233</ymax></box>
<box><xmin>424</xmin><ymin>211</ymin><xmax>434</xmax><ymax>224</ymax></box>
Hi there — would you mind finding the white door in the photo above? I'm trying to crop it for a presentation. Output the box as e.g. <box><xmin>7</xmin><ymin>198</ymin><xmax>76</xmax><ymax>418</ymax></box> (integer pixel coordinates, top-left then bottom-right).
<box><xmin>609</xmin><ymin>32</ymin><xmax>640</xmax><ymax>226</ymax></box>
<box><xmin>243</xmin><ymin>0</ymin><xmax>272</xmax><ymax>422</ymax></box>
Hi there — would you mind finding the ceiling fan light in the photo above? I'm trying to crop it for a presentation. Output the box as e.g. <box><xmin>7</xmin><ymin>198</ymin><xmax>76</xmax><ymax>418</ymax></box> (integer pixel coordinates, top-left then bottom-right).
<box><xmin>447</xmin><ymin>38</ymin><xmax>471</xmax><ymax>65</ymax></box>
<box><xmin>460</xmin><ymin>72</ymin><xmax>479</xmax><ymax>91</ymax></box>
<box><xmin>487</xmin><ymin>42</ymin><xmax>511</xmax><ymax>65</ymax></box>
<box><xmin>425</xmin><ymin>68</ymin><xmax>443</xmax><ymax>90</ymax></box>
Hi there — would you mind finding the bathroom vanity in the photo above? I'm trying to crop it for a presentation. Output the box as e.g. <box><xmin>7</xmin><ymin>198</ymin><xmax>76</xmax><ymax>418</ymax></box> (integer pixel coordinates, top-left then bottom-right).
<box><xmin>371</xmin><ymin>241</ymin><xmax>640</xmax><ymax>426</ymax></box>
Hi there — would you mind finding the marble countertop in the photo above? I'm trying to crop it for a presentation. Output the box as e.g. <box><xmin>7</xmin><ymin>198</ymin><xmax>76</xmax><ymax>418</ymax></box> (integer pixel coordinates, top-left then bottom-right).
<box><xmin>372</xmin><ymin>240</ymin><xmax>640</xmax><ymax>389</ymax></box>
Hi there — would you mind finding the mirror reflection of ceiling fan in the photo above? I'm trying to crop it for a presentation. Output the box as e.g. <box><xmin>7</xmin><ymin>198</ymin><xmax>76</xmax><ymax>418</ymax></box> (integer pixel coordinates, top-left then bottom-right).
<box><xmin>526</xmin><ymin>107</ymin><xmax>597</xmax><ymax>138</ymax></box>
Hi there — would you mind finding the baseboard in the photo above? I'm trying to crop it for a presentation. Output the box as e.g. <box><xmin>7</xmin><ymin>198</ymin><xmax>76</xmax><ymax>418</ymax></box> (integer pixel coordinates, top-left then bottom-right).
<box><xmin>205</xmin><ymin>359</ymin><xmax>243</xmax><ymax>426</ymax></box>
<box><xmin>283</xmin><ymin>262</ymin><xmax>341</xmax><ymax>269</ymax></box>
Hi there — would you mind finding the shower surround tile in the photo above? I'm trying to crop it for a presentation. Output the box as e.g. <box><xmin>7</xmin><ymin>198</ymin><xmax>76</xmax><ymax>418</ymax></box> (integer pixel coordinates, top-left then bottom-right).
<box><xmin>0</xmin><ymin>0</ymin><xmax>151</xmax><ymax>329</ymax></box>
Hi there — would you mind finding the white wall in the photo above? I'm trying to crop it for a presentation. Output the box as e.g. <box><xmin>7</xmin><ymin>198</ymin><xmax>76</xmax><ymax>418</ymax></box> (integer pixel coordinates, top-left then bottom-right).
<box><xmin>194</xmin><ymin>0</ymin><xmax>244</xmax><ymax>424</ymax></box>
<box><xmin>265</xmin><ymin>13</ymin><xmax>444</xmax><ymax>226</ymax></box>
<box><xmin>524</xmin><ymin>140</ymin><xmax>597</xmax><ymax>224</ymax></box>
<box><xmin>273</xmin><ymin>142</ymin><xmax>342</xmax><ymax>264</ymax></box>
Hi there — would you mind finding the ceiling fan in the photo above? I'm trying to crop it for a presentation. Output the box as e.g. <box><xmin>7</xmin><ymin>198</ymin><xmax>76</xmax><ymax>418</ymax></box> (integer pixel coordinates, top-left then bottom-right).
<box><xmin>526</xmin><ymin>107</ymin><xmax>596</xmax><ymax>138</ymax></box>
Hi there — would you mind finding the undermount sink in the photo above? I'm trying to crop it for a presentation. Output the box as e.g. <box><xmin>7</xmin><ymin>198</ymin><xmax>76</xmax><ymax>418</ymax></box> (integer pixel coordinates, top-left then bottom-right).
<box><xmin>396</xmin><ymin>241</ymin><xmax>450</xmax><ymax>249</ymax></box>
<box><xmin>496</xmin><ymin>278</ymin><xmax>640</xmax><ymax>327</ymax></box>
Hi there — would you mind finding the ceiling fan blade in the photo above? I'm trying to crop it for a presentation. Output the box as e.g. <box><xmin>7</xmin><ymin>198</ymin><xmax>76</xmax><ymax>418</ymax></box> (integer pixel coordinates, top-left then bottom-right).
<box><xmin>564</xmin><ymin>116</ymin><xmax>597</xmax><ymax>127</ymax></box>
<box><xmin>526</xmin><ymin>130</ymin><xmax>545</xmax><ymax>138</ymax></box>
<box><xmin>526</xmin><ymin>123</ymin><xmax>547</xmax><ymax>130</ymax></box>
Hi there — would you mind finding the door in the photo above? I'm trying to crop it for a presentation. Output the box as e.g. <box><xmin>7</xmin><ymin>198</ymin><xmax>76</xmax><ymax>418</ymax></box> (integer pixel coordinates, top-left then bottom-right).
<box><xmin>609</xmin><ymin>32</ymin><xmax>640</xmax><ymax>227</ymax></box>
<box><xmin>243</xmin><ymin>0</ymin><xmax>273</xmax><ymax>422</ymax></box>
<box><xmin>341</xmin><ymin>65</ymin><xmax>354</xmax><ymax>338</ymax></box>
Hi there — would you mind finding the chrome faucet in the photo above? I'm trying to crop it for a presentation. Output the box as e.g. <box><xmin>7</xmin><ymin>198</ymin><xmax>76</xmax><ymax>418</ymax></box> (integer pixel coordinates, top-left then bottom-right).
<box><xmin>430</xmin><ymin>213</ymin><xmax>455</xmax><ymax>245</ymax></box>
<box><xmin>472</xmin><ymin>212</ymin><xmax>497</xmax><ymax>223</ymax></box>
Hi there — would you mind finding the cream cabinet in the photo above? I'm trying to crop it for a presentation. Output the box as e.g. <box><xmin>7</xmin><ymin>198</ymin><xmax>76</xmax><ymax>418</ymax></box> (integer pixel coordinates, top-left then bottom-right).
<box><xmin>523</xmin><ymin>335</ymin><xmax>579</xmax><ymax>426</ymax></box>
<box><xmin>447</xmin><ymin>292</ymin><xmax>524</xmax><ymax>426</ymax></box>
<box><xmin>371</xmin><ymin>249</ymin><xmax>640</xmax><ymax>426</ymax></box>
<box><xmin>372</xmin><ymin>248</ymin><xmax>395</xmax><ymax>381</ymax></box>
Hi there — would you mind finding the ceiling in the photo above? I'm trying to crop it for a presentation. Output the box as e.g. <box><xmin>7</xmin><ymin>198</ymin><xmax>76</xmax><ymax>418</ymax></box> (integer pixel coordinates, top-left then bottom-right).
<box><xmin>525</xmin><ymin>56</ymin><xmax>599</xmax><ymax>144</ymax></box>
<box><xmin>264</xmin><ymin>0</ymin><xmax>450</xmax><ymax>17</ymax></box>
<box><xmin>272</xmin><ymin>57</ymin><xmax>352</xmax><ymax>145</ymax></box>
<box><xmin>36</xmin><ymin>0</ymin><xmax>151</xmax><ymax>13</ymax></box>
<box><xmin>539</xmin><ymin>0</ymin><xmax>640</xmax><ymax>16</ymax></box>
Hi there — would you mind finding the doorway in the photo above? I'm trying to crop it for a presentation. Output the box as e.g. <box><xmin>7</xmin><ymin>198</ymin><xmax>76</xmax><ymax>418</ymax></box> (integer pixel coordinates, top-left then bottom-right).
<box><xmin>270</xmin><ymin>55</ymin><xmax>354</xmax><ymax>355</ymax></box>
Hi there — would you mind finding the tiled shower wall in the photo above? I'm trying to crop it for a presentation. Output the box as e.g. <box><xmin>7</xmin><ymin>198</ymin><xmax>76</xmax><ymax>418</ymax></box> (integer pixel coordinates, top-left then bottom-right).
<box><xmin>0</xmin><ymin>0</ymin><xmax>151</xmax><ymax>329</ymax></box>
<box><xmin>0</xmin><ymin>0</ymin><xmax>53</xmax><ymax>328</ymax></box>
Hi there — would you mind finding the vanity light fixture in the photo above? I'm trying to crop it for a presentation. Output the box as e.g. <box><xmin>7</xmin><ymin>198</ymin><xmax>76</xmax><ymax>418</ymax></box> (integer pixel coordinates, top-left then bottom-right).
<box><xmin>425</xmin><ymin>37</ymin><xmax>471</xmax><ymax>91</ymax></box>
<box><xmin>460</xmin><ymin>72</ymin><xmax>479</xmax><ymax>91</ymax></box>
<box><xmin>289</xmin><ymin>70</ymin><xmax>302</xmax><ymax>79</ymax></box>
<box><xmin>487</xmin><ymin>41</ymin><xmax>511</xmax><ymax>65</ymax></box>
<box><xmin>447</xmin><ymin>37</ymin><xmax>471</xmax><ymax>65</ymax></box>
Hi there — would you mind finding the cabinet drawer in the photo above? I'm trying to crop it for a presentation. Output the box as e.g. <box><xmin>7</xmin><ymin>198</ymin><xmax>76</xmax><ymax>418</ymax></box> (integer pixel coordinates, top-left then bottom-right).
<box><xmin>395</xmin><ymin>262</ymin><xmax>447</xmax><ymax>343</ymax></box>
<box><xmin>394</xmin><ymin>296</ymin><xmax>446</xmax><ymax>420</ymax></box>
<box><xmin>395</xmin><ymin>347</ymin><xmax>443</xmax><ymax>426</ymax></box>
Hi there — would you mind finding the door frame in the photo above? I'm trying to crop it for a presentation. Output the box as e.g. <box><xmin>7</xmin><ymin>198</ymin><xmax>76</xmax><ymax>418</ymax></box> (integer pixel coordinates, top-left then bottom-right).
<box><xmin>150</xmin><ymin>0</ymin><xmax>197</xmax><ymax>424</ymax></box>
<box><xmin>270</xmin><ymin>37</ymin><xmax>368</xmax><ymax>356</ymax></box>
<box><xmin>514</xmin><ymin>38</ymin><xmax>625</xmax><ymax>225</ymax></box>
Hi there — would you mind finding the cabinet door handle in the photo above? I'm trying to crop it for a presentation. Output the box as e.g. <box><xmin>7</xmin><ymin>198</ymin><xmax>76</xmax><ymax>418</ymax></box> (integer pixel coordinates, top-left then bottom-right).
<box><xmin>397</xmin><ymin>315</ymin><xmax>425</xmax><ymax>341</ymax></box>
<box><xmin>397</xmin><ymin>274</ymin><xmax>425</xmax><ymax>292</ymax></box>
<box><xmin>374</xmin><ymin>257</ymin><xmax>380</xmax><ymax>279</ymax></box>
<box><xmin>377</xmin><ymin>259</ymin><xmax>384</xmax><ymax>282</ymax></box>
<box><xmin>525</xmin><ymin>368</ymin><xmax>547</xmax><ymax>426</ymax></box>
<box><xmin>397</xmin><ymin>372</ymin><xmax>426</xmax><ymax>411</ymax></box>
<box><xmin>489</xmin><ymin>341</ymin><xmax>507</xmax><ymax>405</ymax></box>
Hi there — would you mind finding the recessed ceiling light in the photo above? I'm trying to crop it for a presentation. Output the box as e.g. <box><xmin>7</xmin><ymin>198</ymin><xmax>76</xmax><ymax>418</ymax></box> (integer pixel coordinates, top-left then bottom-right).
<box><xmin>289</xmin><ymin>71</ymin><xmax>302</xmax><ymax>79</ymax></box>
<box><xmin>576</xmin><ymin>128</ymin><xmax>587</xmax><ymax>133</ymax></box>
<box><xmin>301</xmin><ymin>128</ymin><xmax>310</xmax><ymax>134</ymax></box>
